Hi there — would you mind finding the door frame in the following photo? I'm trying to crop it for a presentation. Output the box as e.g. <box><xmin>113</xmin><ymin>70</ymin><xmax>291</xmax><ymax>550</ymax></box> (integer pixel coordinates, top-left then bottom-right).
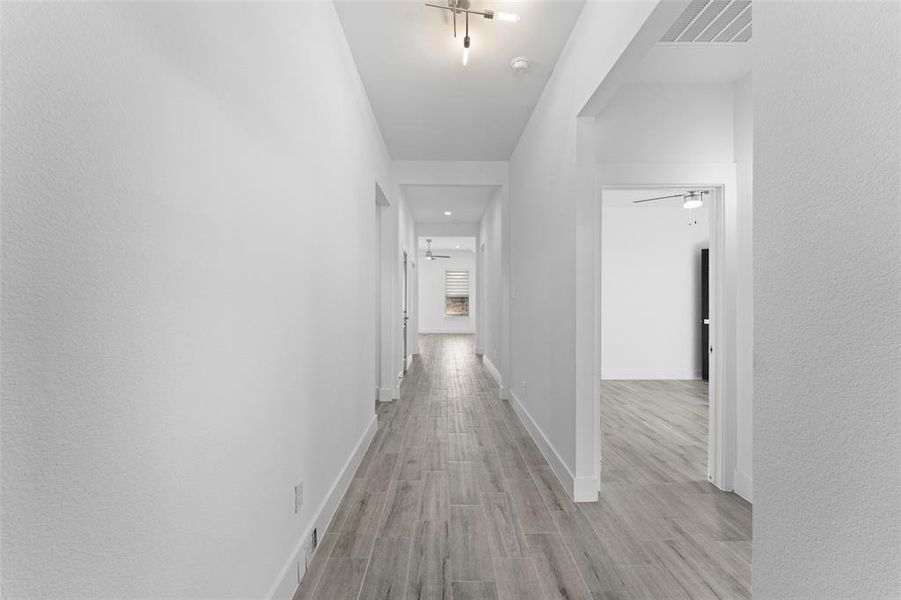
<box><xmin>402</xmin><ymin>250</ymin><xmax>409</xmax><ymax>375</ymax></box>
<box><xmin>586</xmin><ymin>162</ymin><xmax>739</xmax><ymax>495</ymax></box>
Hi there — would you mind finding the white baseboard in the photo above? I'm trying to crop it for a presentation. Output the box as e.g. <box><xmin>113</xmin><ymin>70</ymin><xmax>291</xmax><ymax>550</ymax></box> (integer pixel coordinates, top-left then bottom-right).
<box><xmin>405</xmin><ymin>354</ymin><xmax>413</xmax><ymax>370</ymax></box>
<box><xmin>482</xmin><ymin>355</ymin><xmax>503</xmax><ymax>388</ymax></box>
<box><xmin>265</xmin><ymin>414</ymin><xmax>378</xmax><ymax>600</ymax></box>
<box><xmin>733</xmin><ymin>469</ymin><xmax>753</xmax><ymax>504</ymax></box>
<box><xmin>507</xmin><ymin>390</ymin><xmax>598</xmax><ymax>503</ymax></box>
<box><xmin>418</xmin><ymin>330</ymin><xmax>476</xmax><ymax>334</ymax></box>
<box><xmin>601</xmin><ymin>370</ymin><xmax>702</xmax><ymax>380</ymax></box>
<box><xmin>378</xmin><ymin>387</ymin><xmax>394</xmax><ymax>402</ymax></box>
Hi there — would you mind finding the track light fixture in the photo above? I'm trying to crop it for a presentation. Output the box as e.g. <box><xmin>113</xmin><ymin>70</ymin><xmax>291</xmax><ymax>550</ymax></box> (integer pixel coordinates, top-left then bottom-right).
<box><xmin>425</xmin><ymin>0</ymin><xmax>519</xmax><ymax>66</ymax></box>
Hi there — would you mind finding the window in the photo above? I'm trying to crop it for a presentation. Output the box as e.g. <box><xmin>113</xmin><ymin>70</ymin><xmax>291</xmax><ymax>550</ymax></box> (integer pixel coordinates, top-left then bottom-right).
<box><xmin>445</xmin><ymin>269</ymin><xmax>470</xmax><ymax>316</ymax></box>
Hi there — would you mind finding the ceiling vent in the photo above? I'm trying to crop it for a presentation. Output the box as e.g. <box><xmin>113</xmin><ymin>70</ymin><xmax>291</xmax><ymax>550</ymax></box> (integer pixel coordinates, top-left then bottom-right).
<box><xmin>661</xmin><ymin>0</ymin><xmax>751</xmax><ymax>43</ymax></box>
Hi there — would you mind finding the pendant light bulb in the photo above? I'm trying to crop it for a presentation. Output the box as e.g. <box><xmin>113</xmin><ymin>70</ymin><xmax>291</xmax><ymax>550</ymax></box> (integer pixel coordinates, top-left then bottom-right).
<box><xmin>494</xmin><ymin>11</ymin><xmax>520</xmax><ymax>22</ymax></box>
<box><xmin>682</xmin><ymin>194</ymin><xmax>704</xmax><ymax>210</ymax></box>
<box><xmin>462</xmin><ymin>12</ymin><xmax>470</xmax><ymax>66</ymax></box>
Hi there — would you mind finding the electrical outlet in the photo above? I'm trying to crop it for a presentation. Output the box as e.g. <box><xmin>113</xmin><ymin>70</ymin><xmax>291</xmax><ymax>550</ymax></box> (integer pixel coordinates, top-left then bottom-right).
<box><xmin>294</xmin><ymin>480</ymin><xmax>303</xmax><ymax>514</ymax></box>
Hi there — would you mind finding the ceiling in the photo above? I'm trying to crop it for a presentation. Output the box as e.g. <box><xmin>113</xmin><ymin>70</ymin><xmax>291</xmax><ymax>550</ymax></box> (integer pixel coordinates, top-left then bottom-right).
<box><xmin>403</xmin><ymin>185</ymin><xmax>497</xmax><ymax>223</ymax></box>
<box><xmin>334</xmin><ymin>1</ymin><xmax>586</xmax><ymax>160</ymax></box>
<box><xmin>418</xmin><ymin>236</ymin><xmax>477</xmax><ymax>251</ymax></box>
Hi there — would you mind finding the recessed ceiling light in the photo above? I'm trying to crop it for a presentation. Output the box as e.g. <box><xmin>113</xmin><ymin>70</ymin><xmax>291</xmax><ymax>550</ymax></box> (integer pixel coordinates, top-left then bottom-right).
<box><xmin>444</xmin><ymin>211</ymin><xmax>453</xmax><ymax>216</ymax></box>
<box><xmin>455</xmin><ymin>245</ymin><xmax>461</xmax><ymax>249</ymax></box>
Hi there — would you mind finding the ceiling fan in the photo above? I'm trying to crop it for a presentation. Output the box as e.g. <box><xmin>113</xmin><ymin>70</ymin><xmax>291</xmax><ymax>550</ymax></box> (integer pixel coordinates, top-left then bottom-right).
<box><xmin>633</xmin><ymin>190</ymin><xmax>709</xmax><ymax>209</ymax></box>
<box><xmin>424</xmin><ymin>239</ymin><xmax>451</xmax><ymax>260</ymax></box>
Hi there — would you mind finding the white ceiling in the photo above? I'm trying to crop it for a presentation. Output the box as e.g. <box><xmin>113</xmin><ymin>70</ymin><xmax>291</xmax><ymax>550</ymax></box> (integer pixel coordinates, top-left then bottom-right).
<box><xmin>403</xmin><ymin>184</ymin><xmax>497</xmax><ymax>223</ymax></box>
<box><xmin>419</xmin><ymin>236</ymin><xmax>477</xmax><ymax>251</ymax></box>
<box><xmin>627</xmin><ymin>43</ymin><xmax>751</xmax><ymax>84</ymax></box>
<box><xmin>334</xmin><ymin>1</ymin><xmax>586</xmax><ymax>160</ymax></box>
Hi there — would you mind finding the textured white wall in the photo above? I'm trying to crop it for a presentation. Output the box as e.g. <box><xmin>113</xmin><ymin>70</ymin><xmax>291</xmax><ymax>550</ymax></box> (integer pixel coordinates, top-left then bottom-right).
<box><xmin>418</xmin><ymin>250</ymin><xmax>477</xmax><ymax>333</ymax></box>
<box><xmin>753</xmin><ymin>2</ymin><xmax>900</xmax><ymax>597</ymax></box>
<box><xmin>601</xmin><ymin>200</ymin><xmax>709</xmax><ymax>380</ymax></box>
<box><xmin>1</xmin><ymin>3</ymin><xmax>399</xmax><ymax>598</ymax></box>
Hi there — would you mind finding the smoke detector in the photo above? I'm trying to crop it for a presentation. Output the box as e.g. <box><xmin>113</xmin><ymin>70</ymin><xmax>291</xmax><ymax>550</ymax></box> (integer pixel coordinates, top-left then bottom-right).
<box><xmin>510</xmin><ymin>56</ymin><xmax>529</xmax><ymax>73</ymax></box>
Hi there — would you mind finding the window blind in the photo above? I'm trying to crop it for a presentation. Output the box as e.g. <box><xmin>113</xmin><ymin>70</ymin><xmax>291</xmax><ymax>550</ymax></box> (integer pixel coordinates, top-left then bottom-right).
<box><xmin>445</xmin><ymin>270</ymin><xmax>469</xmax><ymax>297</ymax></box>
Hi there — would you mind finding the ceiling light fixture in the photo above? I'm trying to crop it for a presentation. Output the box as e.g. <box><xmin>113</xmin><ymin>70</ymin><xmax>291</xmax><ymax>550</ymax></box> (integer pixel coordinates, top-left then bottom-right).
<box><xmin>444</xmin><ymin>211</ymin><xmax>453</xmax><ymax>216</ymax></box>
<box><xmin>425</xmin><ymin>0</ymin><xmax>519</xmax><ymax>66</ymax></box>
<box><xmin>682</xmin><ymin>194</ymin><xmax>704</xmax><ymax>210</ymax></box>
<box><xmin>462</xmin><ymin>23</ymin><xmax>470</xmax><ymax>66</ymax></box>
<box><xmin>490</xmin><ymin>10</ymin><xmax>520</xmax><ymax>23</ymax></box>
<box><xmin>510</xmin><ymin>56</ymin><xmax>529</xmax><ymax>73</ymax></box>
<box><xmin>632</xmin><ymin>190</ymin><xmax>709</xmax><ymax>210</ymax></box>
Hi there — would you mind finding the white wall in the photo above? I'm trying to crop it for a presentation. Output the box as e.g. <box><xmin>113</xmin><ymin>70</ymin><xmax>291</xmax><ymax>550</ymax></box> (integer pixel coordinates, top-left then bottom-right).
<box><xmin>753</xmin><ymin>2</ymin><xmax>900</xmax><ymax>598</ymax></box>
<box><xmin>732</xmin><ymin>72</ymin><xmax>753</xmax><ymax>501</ymax></box>
<box><xmin>601</xmin><ymin>200</ymin><xmax>709</xmax><ymax>380</ymax></box>
<box><xmin>508</xmin><ymin>1</ymin><xmax>662</xmax><ymax>500</ymax></box>
<box><xmin>594</xmin><ymin>83</ymin><xmax>735</xmax><ymax>163</ymax></box>
<box><xmin>418</xmin><ymin>250</ymin><xmax>477</xmax><ymax>333</ymax></box>
<box><xmin>1</xmin><ymin>3</ymin><xmax>400</xmax><ymax>598</ymax></box>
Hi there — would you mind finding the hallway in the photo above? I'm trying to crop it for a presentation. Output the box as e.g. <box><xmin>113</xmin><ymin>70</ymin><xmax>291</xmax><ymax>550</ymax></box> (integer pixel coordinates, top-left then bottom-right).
<box><xmin>297</xmin><ymin>335</ymin><xmax>750</xmax><ymax>600</ymax></box>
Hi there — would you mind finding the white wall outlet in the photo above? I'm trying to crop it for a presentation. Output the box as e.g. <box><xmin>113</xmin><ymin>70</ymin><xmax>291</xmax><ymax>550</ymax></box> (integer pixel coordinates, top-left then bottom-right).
<box><xmin>294</xmin><ymin>480</ymin><xmax>303</xmax><ymax>514</ymax></box>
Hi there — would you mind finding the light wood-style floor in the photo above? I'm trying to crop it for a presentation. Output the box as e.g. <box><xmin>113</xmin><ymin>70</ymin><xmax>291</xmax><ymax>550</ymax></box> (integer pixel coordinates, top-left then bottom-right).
<box><xmin>296</xmin><ymin>334</ymin><xmax>751</xmax><ymax>600</ymax></box>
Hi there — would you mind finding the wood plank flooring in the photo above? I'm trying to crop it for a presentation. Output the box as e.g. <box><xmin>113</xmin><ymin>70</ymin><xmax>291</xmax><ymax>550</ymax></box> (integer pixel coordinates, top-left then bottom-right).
<box><xmin>296</xmin><ymin>334</ymin><xmax>751</xmax><ymax>600</ymax></box>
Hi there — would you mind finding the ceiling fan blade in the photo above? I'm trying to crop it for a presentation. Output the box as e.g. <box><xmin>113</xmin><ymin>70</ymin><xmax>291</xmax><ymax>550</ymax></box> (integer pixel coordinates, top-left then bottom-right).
<box><xmin>632</xmin><ymin>193</ymin><xmax>685</xmax><ymax>204</ymax></box>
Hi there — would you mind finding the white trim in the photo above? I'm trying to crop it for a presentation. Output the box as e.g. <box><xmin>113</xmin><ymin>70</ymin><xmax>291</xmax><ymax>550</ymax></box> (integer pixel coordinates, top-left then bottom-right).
<box><xmin>405</xmin><ymin>354</ymin><xmax>413</xmax><ymax>371</ymax></box>
<box><xmin>508</xmin><ymin>390</ymin><xmax>599</xmax><ymax>503</ymax></box>
<box><xmin>601</xmin><ymin>371</ymin><xmax>703</xmax><ymax>381</ymax></box>
<box><xmin>265</xmin><ymin>414</ymin><xmax>378</xmax><ymax>600</ymax></box>
<box><xmin>378</xmin><ymin>387</ymin><xmax>394</xmax><ymax>402</ymax></box>
<box><xmin>418</xmin><ymin>329</ymin><xmax>476</xmax><ymax>334</ymax></box>
<box><xmin>591</xmin><ymin>164</ymin><xmax>739</xmax><ymax>496</ymax></box>
<box><xmin>733</xmin><ymin>469</ymin><xmax>753</xmax><ymax>504</ymax></box>
<box><xmin>482</xmin><ymin>355</ymin><xmax>503</xmax><ymax>388</ymax></box>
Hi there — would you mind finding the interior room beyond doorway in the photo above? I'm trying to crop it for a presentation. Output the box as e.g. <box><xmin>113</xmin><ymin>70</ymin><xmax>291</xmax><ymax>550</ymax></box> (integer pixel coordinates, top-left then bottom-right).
<box><xmin>601</xmin><ymin>187</ymin><xmax>712</xmax><ymax>486</ymax></box>
<box><xmin>418</xmin><ymin>236</ymin><xmax>477</xmax><ymax>335</ymax></box>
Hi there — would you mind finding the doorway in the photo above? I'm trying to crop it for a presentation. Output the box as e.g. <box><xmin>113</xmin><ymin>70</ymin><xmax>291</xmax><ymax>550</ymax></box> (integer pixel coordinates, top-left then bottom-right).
<box><xmin>402</xmin><ymin>250</ymin><xmax>409</xmax><ymax>375</ymax></box>
<box><xmin>595</xmin><ymin>180</ymin><xmax>733</xmax><ymax>491</ymax></box>
<box><xmin>600</xmin><ymin>187</ymin><xmax>715</xmax><ymax>486</ymax></box>
<box><xmin>375</xmin><ymin>199</ymin><xmax>383</xmax><ymax>404</ymax></box>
